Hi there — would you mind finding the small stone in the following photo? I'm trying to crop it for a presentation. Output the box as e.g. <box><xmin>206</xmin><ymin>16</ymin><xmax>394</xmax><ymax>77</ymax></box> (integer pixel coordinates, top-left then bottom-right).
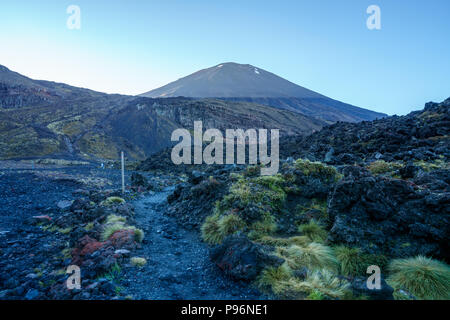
<box><xmin>130</xmin><ymin>257</ymin><xmax>147</xmax><ymax>267</ymax></box>
<box><xmin>25</xmin><ymin>289</ymin><xmax>40</xmax><ymax>300</ymax></box>
<box><xmin>57</xmin><ymin>200</ymin><xmax>73</xmax><ymax>210</ymax></box>
<box><xmin>86</xmin><ymin>282</ymin><xmax>100</xmax><ymax>290</ymax></box>
<box><xmin>114</xmin><ymin>249</ymin><xmax>131</xmax><ymax>256</ymax></box>
<box><xmin>32</xmin><ymin>215</ymin><xmax>52</xmax><ymax>222</ymax></box>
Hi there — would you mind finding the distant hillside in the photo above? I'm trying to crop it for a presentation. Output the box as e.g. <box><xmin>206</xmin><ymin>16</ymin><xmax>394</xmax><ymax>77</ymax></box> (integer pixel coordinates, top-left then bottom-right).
<box><xmin>141</xmin><ymin>62</ymin><xmax>386</xmax><ymax>122</ymax></box>
<box><xmin>280</xmin><ymin>98</ymin><xmax>450</xmax><ymax>164</ymax></box>
<box><xmin>0</xmin><ymin>65</ymin><xmax>106</xmax><ymax>109</ymax></box>
<box><xmin>0</xmin><ymin>65</ymin><xmax>323</xmax><ymax>160</ymax></box>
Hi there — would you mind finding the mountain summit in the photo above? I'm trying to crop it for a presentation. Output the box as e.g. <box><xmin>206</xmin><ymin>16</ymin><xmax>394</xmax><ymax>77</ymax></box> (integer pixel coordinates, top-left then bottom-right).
<box><xmin>141</xmin><ymin>62</ymin><xmax>324</xmax><ymax>98</ymax></box>
<box><xmin>141</xmin><ymin>62</ymin><xmax>386</xmax><ymax>122</ymax></box>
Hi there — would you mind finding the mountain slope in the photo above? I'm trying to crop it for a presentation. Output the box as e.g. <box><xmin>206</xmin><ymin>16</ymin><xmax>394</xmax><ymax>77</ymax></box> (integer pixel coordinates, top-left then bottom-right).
<box><xmin>141</xmin><ymin>62</ymin><xmax>386</xmax><ymax>122</ymax></box>
<box><xmin>280</xmin><ymin>98</ymin><xmax>450</xmax><ymax>164</ymax></box>
<box><xmin>0</xmin><ymin>65</ymin><xmax>324</xmax><ymax>160</ymax></box>
<box><xmin>0</xmin><ymin>65</ymin><xmax>106</xmax><ymax>109</ymax></box>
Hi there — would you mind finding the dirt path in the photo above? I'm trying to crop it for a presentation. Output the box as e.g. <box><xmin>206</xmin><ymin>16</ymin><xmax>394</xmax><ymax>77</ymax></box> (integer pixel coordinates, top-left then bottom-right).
<box><xmin>120</xmin><ymin>186</ymin><xmax>265</xmax><ymax>300</ymax></box>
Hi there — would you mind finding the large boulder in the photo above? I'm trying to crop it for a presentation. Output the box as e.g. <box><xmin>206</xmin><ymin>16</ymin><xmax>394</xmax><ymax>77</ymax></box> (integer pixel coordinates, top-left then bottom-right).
<box><xmin>167</xmin><ymin>177</ymin><xmax>227</xmax><ymax>229</ymax></box>
<box><xmin>210</xmin><ymin>233</ymin><xmax>284</xmax><ymax>281</ymax></box>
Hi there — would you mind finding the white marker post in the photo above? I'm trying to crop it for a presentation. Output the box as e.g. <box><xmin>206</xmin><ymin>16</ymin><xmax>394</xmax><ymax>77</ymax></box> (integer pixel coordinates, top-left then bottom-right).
<box><xmin>121</xmin><ymin>151</ymin><xmax>125</xmax><ymax>194</ymax></box>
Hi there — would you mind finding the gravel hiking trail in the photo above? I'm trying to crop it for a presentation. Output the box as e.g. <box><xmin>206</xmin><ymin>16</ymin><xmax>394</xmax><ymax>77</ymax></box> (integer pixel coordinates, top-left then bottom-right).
<box><xmin>120</xmin><ymin>186</ymin><xmax>265</xmax><ymax>300</ymax></box>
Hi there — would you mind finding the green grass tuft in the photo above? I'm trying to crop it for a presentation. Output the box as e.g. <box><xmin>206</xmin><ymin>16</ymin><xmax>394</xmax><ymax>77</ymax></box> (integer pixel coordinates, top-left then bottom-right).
<box><xmin>299</xmin><ymin>269</ymin><xmax>352</xmax><ymax>299</ymax></box>
<box><xmin>294</xmin><ymin>159</ymin><xmax>341</xmax><ymax>182</ymax></box>
<box><xmin>101</xmin><ymin>196</ymin><xmax>125</xmax><ymax>206</ymax></box>
<box><xmin>248</xmin><ymin>212</ymin><xmax>277</xmax><ymax>239</ymax></box>
<box><xmin>201</xmin><ymin>213</ymin><xmax>246</xmax><ymax>245</ymax></box>
<box><xmin>101</xmin><ymin>219</ymin><xmax>144</xmax><ymax>242</ymax></box>
<box><xmin>271</xmin><ymin>269</ymin><xmax>351</xmax><ymax>300</ymax></box>
<box><xmin>388</xmin><ymin>256</ymin><xmax>450</xmax><ymax>300</ymax></box>
<box><xmin>219</xmin><ymin>213</ymin><xmax>246</xmax><ymax>236</ymax></box>
<box><xmin>298</xmin><ymin>220</ymin><xmax>328</xmax><ymax>242</ymax></box>
<box><xmin>130</xmin><ymin>257</ymin><xmax>147</xmax><ymax>267</ymax></box>
<box><xmin>306</xmin><ymin>289</ymin><xmax>326</xmax><ymax>300</ymax></box>
<box><xmin>201</xmin><ymin>213</ymin><xmax>224</xmax><ymax>245</ymax></box>
<box><xmin>256</xmin><ymin>264</ymin><xmax>292</xmax><ymax>293</ymax></box>
<box><xmin>256</xmin><ymin>235</ymin><xmax>310</xmax><ymax>247</ymax></box>
<box><xmin>279</xmin><ymin>242</ymin><xmax>338</xmax><ymax>272</ymax></box>
<box><xmin>84</xmin><ymin>222</ymin><xmax>95</xmax><ymax>231</ymax></box>
<box><xmin>335</xmin><ymin>246</ymin><xmax>388</xmax><ymax>276</ymax></box>
<box><xmin>106</xmin><ymin>214</ymin><xmax>127</xmax><ymax>224</ymax></box>
<box><xmin>367</xmin><ymin>160</ymin><xmax>403</xmax><ymax>175</ymax></box>
<box><xmin>335</xmin><ymin>246</ymin><xmax>365</xmax><ymax>276</ymax></box>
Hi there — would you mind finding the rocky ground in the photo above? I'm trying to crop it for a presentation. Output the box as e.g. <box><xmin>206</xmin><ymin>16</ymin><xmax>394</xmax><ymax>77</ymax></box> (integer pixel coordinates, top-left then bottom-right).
<box><xmin>0</xmin><ymin>163</ymin><xmax>265</xmax><ymax>300</ymax></box>
<box><xmin>150</xmin><ymin>99</ymin><xmax>450</xmax><ymax>300</ymax></box>
<box><xmin>0</xmin><ymin>164</ymin><xmax>132</xmax><ymax>299</ymax></box>
<box><xmin>1</xmin><ymin>98</ymin><xmax>449</xmax><ymax>300</ymax></box>
<box><xmin>119</xmin><ymin>186</ymin><xmax>264</xmax><ymax>299</ymax></box>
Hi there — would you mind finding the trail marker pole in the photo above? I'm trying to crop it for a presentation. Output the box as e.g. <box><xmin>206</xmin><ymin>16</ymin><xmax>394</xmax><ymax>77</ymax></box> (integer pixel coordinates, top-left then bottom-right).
<box><xmin>121</xmin><ymin>151</ymin><xmax>125</xmax><ymax>194</ymax></box>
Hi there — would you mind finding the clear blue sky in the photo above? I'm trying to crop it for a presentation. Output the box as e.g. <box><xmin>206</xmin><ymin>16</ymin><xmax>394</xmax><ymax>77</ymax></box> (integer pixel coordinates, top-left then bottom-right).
<box><xmin>0</xmin><ymin>0</ymin><xmax>449</xmax><ymax>115</ymax></box>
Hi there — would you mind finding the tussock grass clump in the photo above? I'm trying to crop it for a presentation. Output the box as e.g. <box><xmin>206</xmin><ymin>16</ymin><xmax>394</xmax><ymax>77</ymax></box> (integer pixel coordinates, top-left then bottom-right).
<box><xmin>335</xmin><ymin>246</ymin><xmax>388</xmax><ymax>276</ymax></box>
<box><xmin>101</xmin><ymin>262</ymin><xmax>122</xmax><ymax>281</ymax></box>
<box><xmin>106</xmin><ymin>214</ymin><xmax>126</xmax><ymax>224</ymax></box>
<box><xmin>102</xmin><ymin>219</ymin><xmax>126</xmax><ymax>241</ymax></box>
<box><xmin>253</xmin><ymin>175</ymin><xmax>286</xmax><ymax>210</ymax></box>
<box><xmin>413</xmin><ymin>159</ymin><xmax>449</xmax><ymax>172</ymax></box>
<box><xmin>279</xmin><ymin>243</ymin><xmax>338</xmax><ymax>272</ymax></box>
<box><xmin>84</xmin><ymin>222</ymin><xmax>95</xmax><ymax>231</ymax></box>
<box><xmin>201</xmin><ymin>213</ymin><xmax>246</xmax><ymax>245</ymax></box>
<box><xmin>306</xmin><ymin>289</ymin><xmax>326</xmax><ymax>300</ymax></box>
<box><xmin>101</xmin><ymin>196</ymin><xmax>125</xmax><ymax>206</ymax></box>
<box><xmin>201</xmin><ymin>213</ymin><xmax>223</xmax><ymax>245</ymax></box>
<box><xmin>244</xmin><ymin>165</ymin><xmax>260</xmax><ymax>177</ymax></box>
<box><xmin>101</xmin><ymin>224</ymin><xmax>144</xmax><ymax>242</ymax></box>
<box><xmin>221</xmin><ymin>174</ymin><xmax>286</xmax><ymax>211</ymax></box>
<box><xmin>297</xmin><ymin>269</ymin><xmax>352</xmax><ymax>299</ymax></box>
<box><xmin>271</xmin><ymin>269</ymin><xmax>351</xmax><ymax>300</ymax></box>
<box><xmin>294</xmin><ymin>159</ymin><xmax>341</xmax><ymax>182</ymax></box>
<box><xmin>219</xmin><ymin>213</ymin><xmax>246</xmax><ymax>236</ymax></box>
<box><xmin>222</xmin><ymin>178</ymin><xmax>257</xmax><ymax>207</ymax></box>
<box><xmin>133</xmin><ymin>228</ymin><xmax>145</xmax><ymax>243</ymax></box>
<box><xmin>256</xmin><ymin>264</ymin><xmax>292</xmax><ymax>293</ymax></box>
<box><xmin>335</xmin><ymin>246</ymin><xmax>365</xmax><ymax>276</ymax></box>
<box><xmin>248</xmin><ymin>212</ymin><xmax>277</xmax><ymax>240</ymax></box>
<box><xmin>367</xmin><ymin>160</ymin><xmax>403</xmax><ymax>175</ymax></box>
<box><xmin>388</xmin><ymin>256</ymin><xmax>450</xmax><ymax>300</ymax></box>
<box><xmin>130</xmin><ymin>257</ymin><xmax>147</xmax><ymax>267</ymax></box>
<box><xmin>101</xmin><ymin>215</ymin><xmax>144</xmax><ymax>242</ymax></box>
<box><xmin>296</xmin><ymin>199</ymin><xmax>328</xmax><ymax>221</ymax></box>
<box><xmin>254</xmin><ymin>174</ymin><xmax>285</xmax><ymax>190</ymax></box>
<box><xmin>298</xmin><ymin>220</ymin><xmax>328</xmax><ymax>242</ymax></box>
<box><xmin>257</xmin><ymin>235</ymin><xmax>310</xmax><ymax>247</ymax></box>
<box><xmin>59</xmin><ymin>227</ymin><xmax>72</xmax><ymax>234</ymax></box>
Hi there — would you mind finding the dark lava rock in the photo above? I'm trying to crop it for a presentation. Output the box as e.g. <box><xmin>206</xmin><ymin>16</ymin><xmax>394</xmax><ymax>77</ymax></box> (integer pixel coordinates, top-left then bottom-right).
<box><xmin>131</xmin><ymin>172</ymin><xmax>150</xmax><ymax>190</ymax></box>
<box><xmin>70</xmin><ymin>198</ymin><xmax>94</xmax><ymax>212</ymax></box>
<box><xmin>281</xmin><ymin>98</ymin><xmax>450</xmax><ymax>165</ymax></box>
<box><xmin>167</xmin><ymin>175</ymin><xmax>229</xmax><ymax>229</ymax></box>
<box><xmin>352</xmin><ymin>277</ymin><xmax>394</xmax><ymax>300</ymax></box>
<box><xmin>189</xmin><ymin>171</ymin><xmax>206</xmax><ymax>185</ymax></box>
<box><xmin>399</xmin><ymin>163</ymin><xmax>419</xmax><ymax>179</ymax></box>
<box><xmin>327</xmin><ymin>165</ymin><xmax>449</xmax><ymax>260</ymax></box>
<box><xmin>210</xmin><ymin>233</ymin><xmax>283</xmax><ymax>281</ymax></box>
<box><xmin>24</xmin><ymin>289</ymin><xmax>40</xmax><ymax>300</ymax></box>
